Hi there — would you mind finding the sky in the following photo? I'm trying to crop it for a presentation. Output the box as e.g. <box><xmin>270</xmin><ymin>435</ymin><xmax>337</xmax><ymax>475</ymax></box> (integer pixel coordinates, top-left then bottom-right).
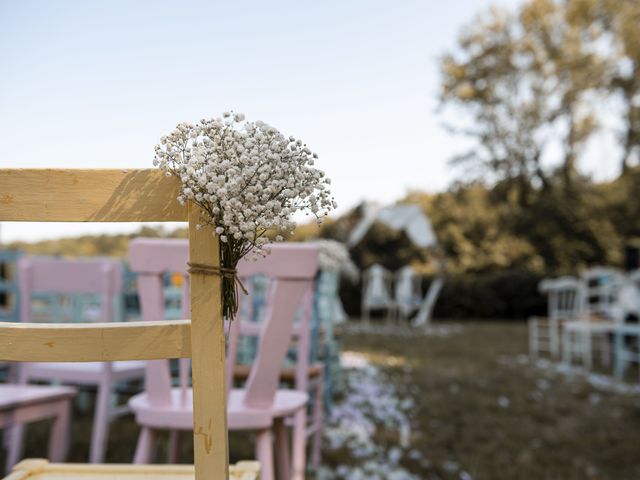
<box><xmin>0</xmin><ymin>0</ymin><xmax>620</xmax><ymax>243</ymax></box>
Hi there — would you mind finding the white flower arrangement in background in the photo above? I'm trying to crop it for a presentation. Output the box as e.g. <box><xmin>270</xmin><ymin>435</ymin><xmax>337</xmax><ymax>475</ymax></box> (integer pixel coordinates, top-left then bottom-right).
<box><xmin>314</xmin><ymin>239</ymin><xmax>359</xmax><ymax>281</ymax></box>
<box><xmin>154</xmin><ymin>111</ymin><xmax>336</xmax><ymax>318</ymax></box>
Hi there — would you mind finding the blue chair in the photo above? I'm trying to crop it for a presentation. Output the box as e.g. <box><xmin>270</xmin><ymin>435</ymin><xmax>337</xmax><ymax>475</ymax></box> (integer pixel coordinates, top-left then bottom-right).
<box><xmin>0</xmin><ymin>250</ymin><xmax>21</xmax><ymax>323</ymax></box>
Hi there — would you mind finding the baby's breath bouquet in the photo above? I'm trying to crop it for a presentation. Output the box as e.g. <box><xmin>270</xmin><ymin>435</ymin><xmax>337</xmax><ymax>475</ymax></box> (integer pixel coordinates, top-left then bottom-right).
<box><xmin>154</xmin><ymin>111</ymin><xmax>335</xmax><ymax>319</ymax></box>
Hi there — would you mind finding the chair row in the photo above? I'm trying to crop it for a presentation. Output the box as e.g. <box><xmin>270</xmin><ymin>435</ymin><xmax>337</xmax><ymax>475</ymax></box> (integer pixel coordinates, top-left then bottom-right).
<box><xmin>361</xmin><ymin>264</ymin><xmax>443</xmax><ymax>325</ymax></box>
<box><xmin>2</xmin><ymin>241</ymin><xmax>324</xmax><ymax>480</ymax></box>
<box><xmin>529</xmin><ymin>267</ymin><xmax>640</xmax><ymax>380</ymax></box>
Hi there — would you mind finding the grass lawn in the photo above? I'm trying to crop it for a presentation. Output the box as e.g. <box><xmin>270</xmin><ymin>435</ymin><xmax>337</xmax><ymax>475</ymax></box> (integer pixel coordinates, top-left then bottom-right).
<box><xmin>5</xmin><ymin>321</ymin><xmax>640</xmax><ymax>479</ymax></box>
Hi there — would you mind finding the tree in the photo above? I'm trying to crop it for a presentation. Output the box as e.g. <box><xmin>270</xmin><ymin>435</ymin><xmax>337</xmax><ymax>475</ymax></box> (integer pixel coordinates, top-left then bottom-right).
<box><xmin>567</xmin><ymin>0</ymin><xmax>640</xmax><ymax>172</ymax></box>
<box><xmin>440</xmin><ymin>0</ymin><xmax>615</xmax><ymax>197</ymax></box>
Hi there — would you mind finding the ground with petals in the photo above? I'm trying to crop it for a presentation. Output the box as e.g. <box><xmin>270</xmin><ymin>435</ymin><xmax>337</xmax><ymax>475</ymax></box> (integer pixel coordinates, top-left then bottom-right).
<box><xmin>322</xmin><ymin>321</ymin><xmax>640</xmax><ymax>480</ymax></box>
<box><xmin>6</xmin><ymin>322</ymin><xmax>640</xmax><ymax>479</ymax></box>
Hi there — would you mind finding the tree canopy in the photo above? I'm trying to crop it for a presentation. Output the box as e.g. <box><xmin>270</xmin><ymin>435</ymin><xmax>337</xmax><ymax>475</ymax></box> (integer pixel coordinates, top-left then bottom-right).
<box><xmin>440</xmin><ymin>0</ymin><xmax>640</xmax><ymax>198</ymax></box>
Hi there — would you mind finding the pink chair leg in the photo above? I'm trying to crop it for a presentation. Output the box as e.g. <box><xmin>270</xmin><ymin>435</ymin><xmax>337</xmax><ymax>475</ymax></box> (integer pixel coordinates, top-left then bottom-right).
<box><xmin>291</xmin><ymin>409</ymin><xmax>307</xmax><ymax>480</ymax></box>
<box><xmin>6</xmin><ymin>424</ymin><xmax>25</xmax><ymax>473</ymax></box>
<box><xmin>167</xmin><ymin>430</ymin><xmax>181</xmax><ymax>463</ymax></box>
<box><xmin>8</xmin><ymin>366</ymin><xmax>28</xmax><ymax>472</ymax></box>
<box><xmin>274</xmin><ymin>418</ymin><xmax>290</xmax><ymax>480</ymax></box>
<box><xmin>49</xmin><ymin>399</ymin><xmax>71</xmax><ymax>462</ymax></box>
<box><xmin>310</xmin><ymin>380</ymin><xmax>324</xmax><ymax>469</ymax></box>
<box><xmin>89</xmin><ymin>380</ymin><xmax>112</xmax><ymax>463</ymax></box>
<box><xmin>133</xmin><ymin>427</ymin><xmax>155</xmax><ymax>464</ymax></box>
<box><xmin>255</xmin><ymin>429</ymin><xmax>274</xmax><ymax>480</ymax></box>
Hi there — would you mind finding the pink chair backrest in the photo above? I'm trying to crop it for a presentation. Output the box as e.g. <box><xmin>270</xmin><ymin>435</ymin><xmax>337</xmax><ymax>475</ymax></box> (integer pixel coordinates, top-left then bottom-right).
<box><xmin>128</xmin><ymin>239</ymin><xmax>190</xmax><ymax>407</ymax></box>
<box><xmin>128</xmin><ymin>238</ymin><xmax>318</xmax><ymax>410</ymax></box>
<box><xmin>18</xmin><ymin>256</ymin><xmax>123</xmax><ymax>324</ymax></box>
<box><xmin>235</xmin><ymin>244</ymin><xmax>317</xmax><ymax>408</ymax></box>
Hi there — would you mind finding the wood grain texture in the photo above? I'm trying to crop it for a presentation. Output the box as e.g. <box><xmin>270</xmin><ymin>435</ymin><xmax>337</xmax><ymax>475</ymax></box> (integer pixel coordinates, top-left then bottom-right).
<box><xmin>0</xmin><ymin>321</ymin><xmax>192</xmax><ymax>362</ymax></box>
<box><xmin>0</xmin><ymin>169</ymin><xmax>186</xmax><ymax>222</ymax></box>
<box><xmin>188</xmin><ymin>204</ymin><xmax>229</xmax><ymax>480</ymax></box>
<box><xmin>6</xmin><ymin>459</ymin><xmax>260</xmax><ymax>480</ymax></box>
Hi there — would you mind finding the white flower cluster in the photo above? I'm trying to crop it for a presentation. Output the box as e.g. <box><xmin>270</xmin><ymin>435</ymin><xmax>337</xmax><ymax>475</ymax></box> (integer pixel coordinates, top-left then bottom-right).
<box><xmin>154</xmin><ymin>112</ymin><xmax>336</xmax><ymax>255</ymax></box>
<box><xmin>314</xmin><ymin>239</ymin><xmax>359</xmax><ymax>280</ymax></box>
<box><xmin>320</xmin><ymin>354</ymin><xmax>421</xmax><ymax>480</ymax></box>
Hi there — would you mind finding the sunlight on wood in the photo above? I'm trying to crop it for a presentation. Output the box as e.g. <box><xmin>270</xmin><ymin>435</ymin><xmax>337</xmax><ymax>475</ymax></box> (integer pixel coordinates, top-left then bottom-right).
<box><xmin>0</xmin><ymin>169</ymin><xmax>186</xmax><ymax>222</ymax></box>
<box><xmin>0</xmin><ymin>321</ymin><xmax>192</xmax><ymax>362</ymax></box>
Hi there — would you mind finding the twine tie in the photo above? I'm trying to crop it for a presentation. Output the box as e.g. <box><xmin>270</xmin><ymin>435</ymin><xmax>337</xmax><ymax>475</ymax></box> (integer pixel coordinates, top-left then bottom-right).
<box><xmin>187</xmin><ymin>262</ymin><xmax>248</xmax><ymax>296</ymax></box>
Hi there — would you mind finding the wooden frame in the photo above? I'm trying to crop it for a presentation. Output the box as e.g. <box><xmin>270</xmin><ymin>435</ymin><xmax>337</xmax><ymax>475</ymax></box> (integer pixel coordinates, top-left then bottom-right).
<box><xmin>6</xmin><ymin>459</ymin><xmax>260</xmax><ymax>480</ymax></box>
<box><xmin>0</xmin><ymin>169</ymin><xmax>231</xmax><ymax>479</ymax></box>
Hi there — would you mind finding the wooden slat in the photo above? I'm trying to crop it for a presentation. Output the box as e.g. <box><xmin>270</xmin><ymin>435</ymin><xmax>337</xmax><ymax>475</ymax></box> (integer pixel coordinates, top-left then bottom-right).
<box><xmin>0</xmin><ymin>169</ymin><xmax>186</xmax><ymax>222</ymax></box>
<box><xmin>7</xmin><ymin>459</ymin><xmax>260</xmax><ymax>480</ymax></box>
<box><xmin>188</xmin><ymin>204</ymin><xmax>228</xmax><ymax>480</ymax></box>
<box><xmin>0</xmin><ymin>320</ymin><xmax>191</xmax><ymax>362</ymax></box>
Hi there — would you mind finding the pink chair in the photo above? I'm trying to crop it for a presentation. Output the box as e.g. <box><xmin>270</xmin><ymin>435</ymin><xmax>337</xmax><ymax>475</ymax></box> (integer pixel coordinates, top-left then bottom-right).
<box><xmin>231</xmin><ymin>278</ymin><xmax>325</xmax><ymax>471</ymax></box>
<box><xmin>127</xmin><ymin>239</ymin><xmax>319</xmax><ymax>480</ymax></box>
<box><xmin>13</xmin><ymin>257</ymin><xmax>146</xmax><ymax>464</ymax></box>
<box><xmin>1</xmin><ymin>384</ymin><xmax>76</xmax><ymax>473</ymax></box>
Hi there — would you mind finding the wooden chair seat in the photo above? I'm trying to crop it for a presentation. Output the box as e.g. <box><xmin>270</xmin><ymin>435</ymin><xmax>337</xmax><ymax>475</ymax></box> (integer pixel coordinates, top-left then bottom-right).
<box><xmin>5</xmin><ymin>459</ymin><xmax>260</xmax><ymax>480</ymax></box>
<box><xmin>232</xmin><ymin>363</ymin><xmax>324</xmax><ymax>383</ymax></box>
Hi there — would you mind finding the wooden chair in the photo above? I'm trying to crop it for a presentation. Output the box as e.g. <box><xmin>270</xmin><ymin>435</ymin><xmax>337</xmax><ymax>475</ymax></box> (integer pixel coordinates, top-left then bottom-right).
<box><xmin>126</xmin><ymin>239</ymin><xmax>319</xmax><ymax>480</ymax></box>
<box><xmin>0</xmin><ymin>168</ymin><xmax>257</xmax><ymax>479</ymax></box>
<box><xmin>13</xmin><ymin>256</ymin><xmax>145</xmax><ymax>464</ymax></box>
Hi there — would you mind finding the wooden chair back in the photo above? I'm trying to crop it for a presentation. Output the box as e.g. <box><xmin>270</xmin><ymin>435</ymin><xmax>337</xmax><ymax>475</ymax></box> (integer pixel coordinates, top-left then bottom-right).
<box><xmin>0</xmin><ymin>169</ymin><xmax>228</xmax><ymax>479</ymax></box>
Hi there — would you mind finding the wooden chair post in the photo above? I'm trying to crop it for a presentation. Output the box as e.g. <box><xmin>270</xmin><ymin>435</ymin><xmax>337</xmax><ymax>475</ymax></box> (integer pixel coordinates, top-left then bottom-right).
<box><xmin>188</xmin><ymin>204</ymin><xmax>228</xmax><ymax>478</ymax></box>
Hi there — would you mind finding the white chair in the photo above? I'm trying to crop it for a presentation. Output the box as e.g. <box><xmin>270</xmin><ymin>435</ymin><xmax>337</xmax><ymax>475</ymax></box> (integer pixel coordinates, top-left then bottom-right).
<box><xmin>361</xmin><ymin>264</ymin><xmax>394</xmax><ymax>324</ymax></box>
<box><xmin>613</xmin><ymin>269</ymin><xmax>640</xmax><ymax>380</ymax></box>
<box><xmin>529</xmin><ymin>276</ymin><xmax>585</xmax><ymax>361</ymax></box>
<box><xmin>394</xmin><ymin>266</ymin><xmax>423</xmax><ymax>323</ymax></box>
<box><xmin>565</xmin><ymin>267</ymin><xmax>627</xmax><ymax>369</ymax></box>
<box><xmin>581</xmin><ymin>267</ymin><xmax>625</xmax><ymax>319</ymax></box>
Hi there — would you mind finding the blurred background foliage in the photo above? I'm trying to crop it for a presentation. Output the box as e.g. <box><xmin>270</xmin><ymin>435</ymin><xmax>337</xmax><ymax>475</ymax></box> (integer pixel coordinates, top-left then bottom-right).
<box><xmin>4</xmin><ymin>0</ymin><xmax>640</xmax><ymax>320</ymax></box>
